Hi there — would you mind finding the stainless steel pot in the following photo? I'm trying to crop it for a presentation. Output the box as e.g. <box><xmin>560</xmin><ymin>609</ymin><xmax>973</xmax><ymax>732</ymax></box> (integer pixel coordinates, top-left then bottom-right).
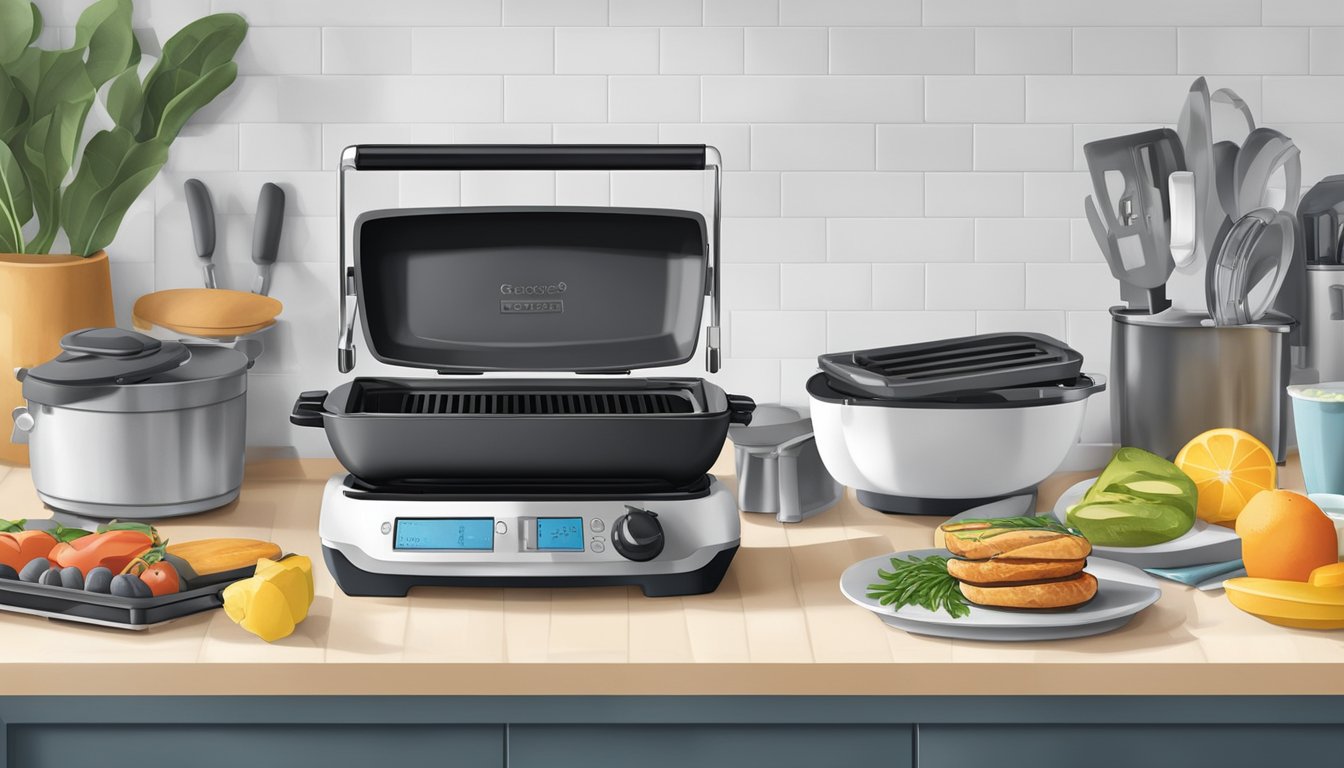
<box><xmin>10</xmin><ymin>329</ymin><xmax>249</xmax><ymax>518</ymax></box>
<box><xmin>1306</xmin><ymin>266</ymin><xmax>1344</xmax><ymax>382</ymax></box>
<box><xmin>1111</xmin><ymin>307</ymin><xmax>1291</xmax><ymax>462</ymax></box>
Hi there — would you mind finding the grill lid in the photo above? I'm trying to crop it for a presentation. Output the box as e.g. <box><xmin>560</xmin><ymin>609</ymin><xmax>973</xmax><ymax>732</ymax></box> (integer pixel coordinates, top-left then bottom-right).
<box><xmin>817</xmin><ymin>333</ymin><xmax>1084</xmax><ymax>400</ymax></box>
<box><xmin>353</xmin><ymin>205</ymin><xmax>709</xmax><ymax>373</ymax></box>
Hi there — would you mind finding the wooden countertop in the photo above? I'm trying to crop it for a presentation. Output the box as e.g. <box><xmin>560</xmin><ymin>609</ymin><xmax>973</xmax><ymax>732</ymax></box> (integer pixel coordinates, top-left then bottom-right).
<box><xmin>0</xmin><ymin>450</ymin><xmax>1340</xmax><ymax>697</ymax></box>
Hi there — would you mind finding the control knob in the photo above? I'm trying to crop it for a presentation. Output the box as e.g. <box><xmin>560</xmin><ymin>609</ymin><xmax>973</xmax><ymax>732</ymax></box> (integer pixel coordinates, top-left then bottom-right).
<box><xmin>611</xmin><ymin>506</ymin><xmax>664</xmax><ymax>562</ymax></box>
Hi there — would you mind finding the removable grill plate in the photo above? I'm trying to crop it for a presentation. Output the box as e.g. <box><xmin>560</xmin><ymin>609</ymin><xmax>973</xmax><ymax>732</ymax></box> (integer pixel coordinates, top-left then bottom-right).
<box><xmin>818</xmin><ymin>333</ymin><xmax>1084</xmax><ymax>400</ymax></box>
<box><xmin>362</xmin><ymin>389</ymin><xmax>697</xmax><ymax>416</ymax></box>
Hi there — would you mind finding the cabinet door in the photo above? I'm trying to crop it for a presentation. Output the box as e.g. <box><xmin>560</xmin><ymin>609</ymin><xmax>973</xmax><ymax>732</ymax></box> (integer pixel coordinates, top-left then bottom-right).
<box><xmin>7</xmin><ymin>724</ymin><xmax>503</xmax><ymax>768</ymax></box>
<box><xmin>919</xmin><ymin>725</ymin><xmax>1344</xmax><ymax>768</ymax></box>
<box><xmin>509</xmin><ymin>725</ymin><xmax>911</xmax><ymax>768</ymax></box>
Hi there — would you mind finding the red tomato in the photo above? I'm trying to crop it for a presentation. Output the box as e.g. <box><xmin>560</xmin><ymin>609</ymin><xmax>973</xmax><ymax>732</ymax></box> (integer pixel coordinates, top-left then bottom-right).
<box><xmin>139</xmin><ymin>561</ymin><xmax>181</xmax><ymax>596</ymax></box>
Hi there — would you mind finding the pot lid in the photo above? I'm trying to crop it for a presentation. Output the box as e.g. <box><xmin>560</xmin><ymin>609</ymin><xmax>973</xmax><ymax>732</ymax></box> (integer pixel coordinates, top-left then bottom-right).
<box><xmin>817</xmin><ymin>333</ymin><xmax>1084</xmax><ymax>400</ymax></box>
<box><xmin>806</xmin><ymin>372</ymin><xmax>1106</xmax><ymax>410</ymax></box>
<box><xmin>1207</xmin><ymin>207</ymin><xmax>1295</xmax><ymax>326</ymax></box>
<box><xmin>352</xmin><ymin>206</ymin><xmax>709</xmax><ymax>373</ymax></box>
<box><xmin>26</xmin><ymin>328</ymin><xmax>191</xmax><ymax>386</ymax></box>
<box><xmin>729</xmin><ymin>404</ymin><xmax>812</xmax><ymax>449</ymax></box>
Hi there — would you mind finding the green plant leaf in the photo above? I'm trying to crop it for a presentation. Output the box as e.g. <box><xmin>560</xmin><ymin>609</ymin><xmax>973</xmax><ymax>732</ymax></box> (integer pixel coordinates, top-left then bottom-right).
<box><xmin>61</xmin><ymin>127</ymin><xmax>168</xmax><ymax>256</ymax></box>
<box><xmin>0</xmin><ymin>141</ymin><xmax>32</xmax><ymax>252</ymax></box>
<box><xmin>138</xmin><ymin>13</ymin><xmax>245</xmax><ymax>142</ymax></box>
<box><xmin>75</xmin><ymin>0</ymin><xmax>137</xmax><ymax>88</ymax></box>
<box><xmin>26</xmin><ymin>2</ymin><xmax>40</xmax><ymax>46</ymax></box>
<box><xmin>0</xmin><ymin>72</ymin><xmax>29</xmax><ymax>145</ymax></box>
<box><xmin>19</xmin><ymin>98</ymin><xmax>88</xmax><ymax>253</ymax></box>
<box><xmin>154</xmin><ymin>61</ymin><xmax>235</xmax><ymax>143</ymax></box>
<box><xmin>104</xmin><ymin>63</ymin><xmax>142</xmax><ymax>134</ymax></box>
<box><xmin>0</xmin><ymin>0</ymin><xmax>35</xmax><ymax>66</ymax></box>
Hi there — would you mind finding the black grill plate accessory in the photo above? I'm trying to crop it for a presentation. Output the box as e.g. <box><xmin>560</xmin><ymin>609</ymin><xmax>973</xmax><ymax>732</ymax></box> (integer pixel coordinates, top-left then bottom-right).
<box><xmin>292</xmin><ymin>378</ymin><xmax>753</xmax><ymax>485</ymax></box>
<box><xmin>817</xmin><ymin>332</ymin><xmax>1084</xmax><ymax>400</ymax></box>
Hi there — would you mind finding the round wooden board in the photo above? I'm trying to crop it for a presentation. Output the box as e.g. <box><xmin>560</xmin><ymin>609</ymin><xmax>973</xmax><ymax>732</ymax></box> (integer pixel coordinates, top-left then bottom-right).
<box><xmin>133</xmin><ymin>288</ymin><xmax>282</xmax><ymax>339</ymax></box>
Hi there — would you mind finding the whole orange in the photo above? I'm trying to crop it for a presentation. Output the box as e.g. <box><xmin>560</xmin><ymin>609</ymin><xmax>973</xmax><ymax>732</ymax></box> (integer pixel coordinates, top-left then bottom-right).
<box><xmin>1236</xmin><ymin>490</ymin><xmax>1338</xmax><ymax>581</ymax></box>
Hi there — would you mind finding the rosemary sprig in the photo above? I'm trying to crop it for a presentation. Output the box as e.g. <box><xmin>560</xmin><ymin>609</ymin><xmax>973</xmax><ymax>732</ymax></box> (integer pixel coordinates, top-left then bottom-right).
<box><xmin>866</xmin><ymin>555</ymin><xmax>970</xmax><ymax>619</ymax></box>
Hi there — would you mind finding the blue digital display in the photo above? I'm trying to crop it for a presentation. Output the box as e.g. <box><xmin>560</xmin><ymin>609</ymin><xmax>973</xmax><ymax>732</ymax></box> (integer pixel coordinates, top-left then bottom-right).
<box><xmin>394</xmin><ymin>518</ymin><xmax>494</xmax><ymax>551</ymax></box>
<box><xmin>536</xmin><ymin>517</ymin><xmax>584</xmax><ymax>551</ymax></box>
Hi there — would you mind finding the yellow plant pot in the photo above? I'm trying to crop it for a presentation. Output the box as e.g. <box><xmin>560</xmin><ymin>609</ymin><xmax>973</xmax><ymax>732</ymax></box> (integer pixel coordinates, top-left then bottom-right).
<box><xmin>0</xmin><ymin>251</ymin><xmax>115</xmax><ymax>465</ymax></box>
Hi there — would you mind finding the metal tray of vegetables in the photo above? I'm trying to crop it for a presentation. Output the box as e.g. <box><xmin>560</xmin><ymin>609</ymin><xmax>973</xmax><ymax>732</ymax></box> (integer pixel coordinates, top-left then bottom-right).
<box><xmin>0</xmin><ymin>518</ymin><xmax>269</xmax><ymax>630</ymax></box>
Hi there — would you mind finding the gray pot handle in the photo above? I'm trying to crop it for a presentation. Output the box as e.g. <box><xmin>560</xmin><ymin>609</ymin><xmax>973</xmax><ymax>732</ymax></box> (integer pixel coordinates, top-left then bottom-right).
<box><xmin>10</xmin><ymin>407</ymin><xmax>32</xmax><ymax>445</ymax></box>
<box><xmin>773</xmin><ymin>432</ymin><xmax>815</xmax><ymax>525</ymax></box>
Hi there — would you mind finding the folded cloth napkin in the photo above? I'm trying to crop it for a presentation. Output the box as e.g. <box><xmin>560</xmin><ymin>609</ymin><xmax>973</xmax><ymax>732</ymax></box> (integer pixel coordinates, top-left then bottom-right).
<box><xmin>1144</xmin><ymin>559</ymin><xmax>1246</xmax><ymax>591</ymax></box>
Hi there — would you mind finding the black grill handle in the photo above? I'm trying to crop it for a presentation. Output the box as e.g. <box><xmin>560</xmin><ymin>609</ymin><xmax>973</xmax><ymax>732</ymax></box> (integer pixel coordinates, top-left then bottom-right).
<box><xmin>726</xmin><ymin>394</ymin><xmax>755</xmax><ymax>426</ymax></box>
<box><xmin>351</xmin><ymin>144</ymin><xmax>708</xmax><ymax>171</ymax></box>
<box><xmin>291</xmin><ymin>390</ymin><xmax>328</xmax><ymax>428</ymax></box>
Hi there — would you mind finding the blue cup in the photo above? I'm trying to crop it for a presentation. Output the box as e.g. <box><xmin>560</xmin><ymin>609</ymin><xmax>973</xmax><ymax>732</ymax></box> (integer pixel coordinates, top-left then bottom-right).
<box><xmin>1289</xmin><ymin>384</ymin><xmax>1344</xmax><ymax>495</ymax></box>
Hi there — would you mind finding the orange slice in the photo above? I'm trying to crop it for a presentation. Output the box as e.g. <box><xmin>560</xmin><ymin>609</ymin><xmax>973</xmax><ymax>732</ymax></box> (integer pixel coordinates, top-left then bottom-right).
<box><xmin>1174</xmin><ymin>428</ymin><xmax>1277</xmax><ymax>524</ymax></box>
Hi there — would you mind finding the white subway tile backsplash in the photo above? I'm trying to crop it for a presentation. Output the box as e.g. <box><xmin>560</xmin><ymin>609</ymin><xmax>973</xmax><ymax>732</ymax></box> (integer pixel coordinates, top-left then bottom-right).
<box><xmin>277</xmin><ymin>76</ymin><xmax>502</xmax><ymax>123</ymax></box>
<box><xmin>926</xmin><ymin>263</ymin><xmax>1024</xmax><ymax>310</ymax></box>
<box><xmin>830</xmin><ymin>28</ymin><xmax>974</xmax><ymax>75</ymax></box>
<box><xmin>193</xmin><ymin>76</ymin><xmax>279</xmax><ymax>123</ymax></box>
<box><xmin>165</xmin><ymin>124</ymin><xmax>240</xmax><ymax>171</ymax></box>
<box><xmin>452</xmin><ymin>123</ymin><xmax>553</xmax><ymax>143</ymax></box>
<box><xmin>827</xmin><ymin>311</ymin><xmax>976</xmax><ymax>352</ymax></box>
<box><xmin>709</xmin><ymin>359</ymin><xmax>782</xmax><ymax>407</ymax></box>
<box><xmin>551</xmin><ymin>123</ymin><xmax>659</xmax><ymax>143</ymax></box>
<box><xmin>778</xmin><ymin>0</ymin><xmax>919</xmax><ymax>26</ymax></box>
<box><xmin>925</xmin><ymin>173</ymin><xmax>1023</xmax><ymax>217</ymax></box>
<box><xmin>744</xmin><ymin>28</ymin><xmax>827</xmax><ymax>74</ymax></box>
<box><xmin>413</xmin><ymin>28</ymin><xmax>554</xmax><ymax>74</ymax></box>
<box><xmin>732</xmin><ymin>311</ymin><xmax>826</xmax><ymax>357</ymax></box>
<box><xmin>610</xmin><ymin>0</ymin><xmax>700</xmax><ymax>26</ymax></box>
<box><xmin>1178</xmin><ymin>28</ymin><xmax>1309</xmax><ymax>75</ymax></box>
<box><xmin>870</xmin><ymin>264</ymin><xmax>925</xmax><ymax>309</ymax></box>
<box><xmin>703</xmin><ymin>76</ymin><xmax>922</xmax><ymax>122</ymax></box>
<box><xmin>780</xmin><ymin>263</ymin><xmax>872</xmax><ymax>309</ymax></box>
<box><xmin>1024</xmin><ymin>172</ymin><xmax>1093</xmax><ymax>218</ymax></box>
<box><xmin>1262</xmin><ymin>0</ymin><xmax>1344</xmax><ymax>26</ymax></box>
<box><xmin>723</xmin><ymin>172</ymin><xmax>782</xmax><ymax>216</ymax></box>
<box><xmin>108</xmin><ymin>262</ymin><xmax>154</xmax><ymax>330</ymax></box>
<box><xmin>504</xmin><ymin>76</ymin><xmax>606</xmax><ymax>122</ymax></box>
<box><xmin>1073</xmin><ymin>29</ymin><xmax>1177</xmax><ymax>75</ymax></box>
<box><xmin>877</xmin><ymin>124</ymin><xmax>973</xmax><ymax>171</ymax></box>
<box><xmin>724</xmin><ymin>218</ymin><xmax>827</xmax><ymax>262</ymax></box>
<box><xmin>216</xmin><ymin>0</ymin><xmax>501</xmax><ymax>26</ymax></box>
<box><xmin>922</xmin><ymin>0</ymin><xmax>1259</xmax><ymax>27</ymax></box>
<box><xmin>398</xmin><ymin>172</ymin><xmax>461</xmax><ymax>207</ymax></box>
<box><xmin>660</xmin><ymin>124</ymin><xmax>752</xmax><ymax>170</ymax></box>
<box><xmin>239</xmin><ymin>124</ymin><xmax>322</xmax><ymax>171</ymax></box>
<box><xmin>974</xmin><ymin>125</ymin><xmax>1072</xmax><ymax>171</ymax></box>
<box><xmin>609</xmin><ymin>76</ymin><xmax>700</xmax><ymax>122</ymax></box>
<box><xmin>828</xmin><ymin>219</ymin><xmax>974</xmax><ymax>262</ymax></box>
<box><xmin>323</xmin><ymin>28</ymin><xmax>411</xmax><ymax>74</ymax></box>
<box><xmin>1310</xmin><ymin>29</ymin><xmax>1344</xmax><ymax>74</ymax></box>
<box><xmin>1027</xmin><ymin>76</ymin><xmax>1262</xmax><ymax>123</ymax></box>
<box><xmin>1026</xmin><ymin>264</ymin><xmax>1121</xmax><ymax>310</ymax></box>
<box><xmin>1067</xmin><ymin>311</ymin><xmax>1115</xmax><ymax>375</ymax></box>
<box><xmin>751</xmin><ymin>124</ymin><xmax>875</xmax><ymax>170</ymax></box>
<box><xmin>925</xmin><ymin>77</ymin><xmax>1025</xmax><ymax>123</ymax></box>
<box><xmin>1264</xmin><ymin>77</ymin><xmax>1344</xmax><ymax>122</ymax></box>
<box><xmin>705</xmin><ymin>0</ymin><xmax>777</xmax><ymax>26</ymax></box>
<box><xmin>502</xmin><ymin>0</ymin><xmax>604</xmax><ymax>26</ymax></box>
<box><xmin>555</xmin><ymin>172</ymin><xmax>611</xmax><ymax>205</ymax></box>
<box><xmin>235</xmin><ymin>28</ymin><xmax>321</xmax><ymax>75</ymax></box>
<box><xmin>975</xmin><ymin>28</ymin><xmax>1071</xmax><ymax>75</ymax></box>
<box><xmin>778</xmin><ymin>358</ymin><xmax>819</xmax><ymax>405</ymax></box>
<box><xmin>780</xmin><ymin>172</ymin><xmax>922</xmax><ymax>217</ymax></box>
<box><xmin>610</xmin><ymin>171</ymin><xmax>706</xmax><ymax>209</ymax></box>
<box><xmin>722</xmin><ymin>264</ymin><xmax>782</xmax><ymax>310</ymax></box>
<box><xmin>556</xmin><ymin>27</ymin><xmax>659</xmax><ymax>74</ymax></box>
<box><xmin>975</xmin><ymin>218</ymin><xmax>1071</xmax><ymax>262</ymax></box>
<box><xmin>461</xmin><ymin>171</ymin><xmax>556</xmax><ymax>205</ymax></box>
<box><xmin>660</xmin><ymin>27</ymin><xmax>744</xmax><ymax>74</ymax></box>
<box><xmin>975</xmin><ymin>310</ymin><xmax>1067</xmax><ymax>338</ymax></box>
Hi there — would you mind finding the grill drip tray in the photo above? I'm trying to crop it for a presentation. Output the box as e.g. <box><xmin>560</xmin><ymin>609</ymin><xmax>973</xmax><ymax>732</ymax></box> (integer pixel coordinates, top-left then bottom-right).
<box><xmin>318</xmin><ymin>474</ymin><xmax>741</xmax><ymax>598</ymax></box>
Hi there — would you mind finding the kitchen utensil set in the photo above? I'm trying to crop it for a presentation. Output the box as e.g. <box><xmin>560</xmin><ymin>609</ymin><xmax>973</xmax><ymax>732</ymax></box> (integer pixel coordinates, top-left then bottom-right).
<box><xmin>1085</xmin><ymin>77</ymin><xmax>1303</xmax><ymax>328</ymax></box>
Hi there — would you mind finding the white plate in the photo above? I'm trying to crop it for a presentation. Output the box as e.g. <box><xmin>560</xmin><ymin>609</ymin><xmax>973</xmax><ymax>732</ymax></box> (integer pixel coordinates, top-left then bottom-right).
<box><xmin>1052</xmin><ymin>478</ymin><xmax>1241</xmax><ymax>568</ymax></box>
<box><xmin>840</xmin><ymin>548</ymin><xmax>1161</xmax><ymax>642</ymax></box>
